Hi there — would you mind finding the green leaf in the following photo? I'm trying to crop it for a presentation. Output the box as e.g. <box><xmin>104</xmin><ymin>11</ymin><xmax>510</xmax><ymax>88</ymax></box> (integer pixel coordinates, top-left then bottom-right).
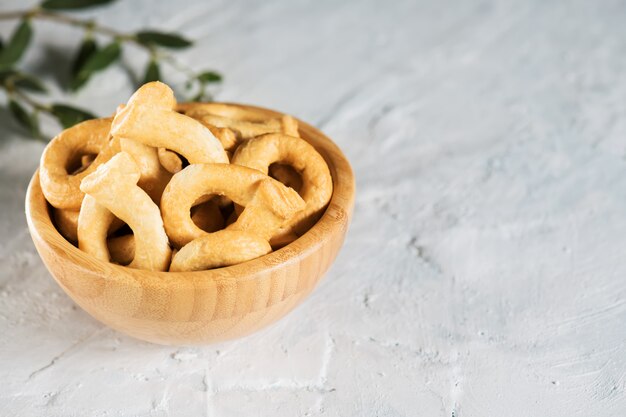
<box><xmin>78</xmin><ymin>41</ymin><xmax>120</xmax><ymax>74</ymax></box>
<box><xmin>0</xmin><ymin>70</ymin><xmax>47</xmax><ymax>93</ymax></box>
<box><xmin>72</xmin><ymin>38</ymin><xmax>97</xmax><ymax>76</ymax></box>
<box><xmin>15</xmin><ymin>74</ymin><xmax>47</xmax><ymax>93</ymax></box>
<box><xmin>0</xmin><ymin>20</ymin><xmax>33</xmax><ymax>69</ymax></box>
<box><xmin>70</xmin><ymin>38</ymin><xmax>98</xmax><ymax>90</ymax></box>
<box><xmin>9</xmin><ymin>99</ymin><xmax>40</xmax><ymax>137</ymax></box>
<box><xmin>50</xmin><ymin>104</ymin><xmax>96</xmax><ymax>128</ymax></box>
<box><xmin>71</xmin><ymin>41</ymin><xmax>120</xmax><ymax>90</ymax></box>
<box><xmin>197</xmin><ymin>71</ymin><xmax>222</xmax><ymax>84</ymax></box>
<box><xmin>41</xmin><ymin>0</ymin><xmax>116</xmax><ymax>10</ymax></box>
<box><xmin>136</xmin><ymin>31</ymin><xmax>192</xmax><ymax>49</ymax></box>
<box><xmin>142</xmin><ymin>60</ymin><xmax>160</xmax><ymax>84</ymax></box>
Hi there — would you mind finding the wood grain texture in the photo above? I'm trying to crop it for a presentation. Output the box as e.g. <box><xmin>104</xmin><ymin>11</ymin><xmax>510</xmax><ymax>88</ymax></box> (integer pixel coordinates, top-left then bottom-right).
<box><xmin>25</xmin><ymin>104</ymin><xmax>355</xmax><ymax>345</ymax></box>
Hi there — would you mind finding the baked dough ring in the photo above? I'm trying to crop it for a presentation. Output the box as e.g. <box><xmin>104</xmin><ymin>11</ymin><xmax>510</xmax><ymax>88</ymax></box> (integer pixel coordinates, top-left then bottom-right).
<box><xmin>78</xmin><ymin>195</ymin><xmax>118</xmax><ymax>261</ymax></box>
<box><xmin>79</xmin><ymin>152</ymin><xmax>171</xmax><ymax>271</ymax></box>
<box><xmin>269</xmin><ymin>163</ymin><xmax>302</xmax><ymax>193</ymax></box>
<box><xmin>111</xmin><ymin>82</ymin><xmax>228</xmax><ymax>164</ymax></box>
<box><xmin>106</xmin><ymin>201</ymin><xmax>224</xmax><ymax>266</ymax></box>
<box><xmin>120</xmin><ymin>138</ymin><xmax>172</xmax><ymax>203</ymax></box>
<box><xmin>53</xmin><ymin>208</ymin><xmax>80</xmax><ymax>242</ymax></box>
<box><xmin>160</xmin><ymin>163</ymin><xmax>304</xmax><ymax>248</ymax></box>
<box><xmin>185</xmin><ymin>112</ymin><xmax>282</xmax><ymax>139</ymax></box>
<box><xmin>40</xmin><ymin>118</ymin><xmax>120</xmax><ymax>210</ymax></box>
<box><xmin>191</xmin><ymin>199</ymin><xmax>224</xmax><ymax>232</ymax></box>
<box><xmin>177</xmin><ymin>102</ymin><xmax>269</xmax><ymax>121</ymax></box>
<box><xmin>281</xmin><ymin>115</ymin><xmax>300</xmax><ymax>137</ymax></box>
<box><xmin>231</xmin><ymin>133</ymin><xmax>332</xmax><ymax>234</ymax></box>
<box><xmin>205</xmin><ymin>126</ymin><xmax>238</xmax><ymax>152</ymax></box>
<box><xmin>108</xmin><ymin>234</ymin><xmax>134</xmax><ymax>265</ymax></box>
<box><xmin>169</xmin><ymin>230</ymin><xmax>271</xmax><ymax>272</ymax></box>
<box><xmin>54</xmin><ymin>207</ymin><xmax>124</xmax><ymax>243</ymax></box>
<box><xmin>158</xmin><ymin>148</ymin><xmax>183</xmax><ymax>174</ymax></box>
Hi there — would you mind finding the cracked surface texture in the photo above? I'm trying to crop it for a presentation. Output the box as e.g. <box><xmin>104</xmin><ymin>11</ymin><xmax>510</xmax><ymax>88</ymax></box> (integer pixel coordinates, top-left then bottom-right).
<box><xmin>1</xmin><ymin>0</ymin><xmax>626</xmax><ymax>415</ymax></box>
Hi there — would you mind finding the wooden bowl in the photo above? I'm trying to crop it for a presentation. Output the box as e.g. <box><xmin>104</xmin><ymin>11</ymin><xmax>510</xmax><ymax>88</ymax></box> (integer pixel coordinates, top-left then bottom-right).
<box><xmin>25</xmin><ymin>104</ymin><xmax>354</xmax><ymax>345</ymax></box>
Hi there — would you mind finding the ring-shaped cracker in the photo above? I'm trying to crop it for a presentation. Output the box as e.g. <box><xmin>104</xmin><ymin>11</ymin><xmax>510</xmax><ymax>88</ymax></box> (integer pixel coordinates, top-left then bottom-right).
<box><xmin>53</xmin><ymin>208</ymin><xmax>80</xmax><ymax>242</ymax></box>
<box><xmin>185</xmin><ymin>112</ymin><xmax>282</xmax><ymax>140</ymax></box>
<box><xmin>169</xmin><ymin>230</ymin><xmax>271</xmax><ymax>272</ymax></box>
<box><xmin>158</xmin><ymin>148</ymin><xmax>183</xmax><ymax>174</ymax></box>
<box><xmin>55</xmin><ymin>207</ymin><xmax>124</xmax><ymax>243</ymax></box>
<box><xmin>160</xmin><ymin>163</ymin><xmax>304</xmax><ymax>248</ymax></box>
<box><xmin>191</xmin><ymin>199</ymin><xmax>224</xmax><ymax>233</ymax></box>
<box><xmin>177</xmin><ymin>102</ymin><xmax>269</xmax><ymax>122</ymax></box>
<box><xmin>111</xmin><ymin>82</ymin><xmax>228</xmax><ymax>164</ymax></box>
<box><xmin>231</xmin><ymin>133</ymin><xmax>332</xmax><ymax>234</ymax></box>
<box><xmin>40</xmin><ymin>118</ymin><xmax>120</xmax><ymax>210</ymax></box>
<box><xmin>120</xmin><ymin>138</ymin><xmax>172</xmax><ymax>203</ymax></box>
<box><xmin>79</xmin><ymin>152</ymin><xmax>171</xmax><ymax>271</ymax></box>
<box><xmin>108</xmin><ymin>234</ymin><xmax>135</xmax><ymax>265</ymax></box>
<box><xmin>269</xmin><ymin>163</ymin><xmax>303</xmax><ymax>193</ymax></box>
<box><xmin>281</xmin><ymin>115</ymin><xmax>300</xmax><ymax>137</ymax></box>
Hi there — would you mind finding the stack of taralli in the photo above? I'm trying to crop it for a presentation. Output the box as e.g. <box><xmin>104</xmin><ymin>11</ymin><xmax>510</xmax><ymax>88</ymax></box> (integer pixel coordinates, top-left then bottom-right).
<box><xmin>38</xmin><ymin>82</ymin><xmax>333</xmax><ymax>272</ymax></box>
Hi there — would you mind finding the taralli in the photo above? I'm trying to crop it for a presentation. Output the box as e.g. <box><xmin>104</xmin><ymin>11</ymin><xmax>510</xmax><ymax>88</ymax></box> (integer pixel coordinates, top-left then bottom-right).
<box><xmin>269</xmin><ymin>227</ymin><xmax>299</xmax><ymax>249</ymax></box>
<box><xmin>111</xmin><ymin>82</ymin><xmax>228</xmax><ymax>164</ymax></box>
<box><xmin>39</xmin><ymin>118</ymin><xmax>120</xmax><ymax>210</ymax></box>
<box><xmin>281</xmin><ymin>115</ymin><xmax>300</xmax><ymax>137</ymax></box>
<box><xmin>185</xmin><ymin>112</ymin><xmax>282</xmax><ymax>139</ymax></box>
<box><xmin>73</xmin><ymin>154</ymin><xmax>96</xmax><ymax>174</ymax></box>
<box><xmin>79</xmin><ymin>152</ymin><xmax>171</xmax><ymax>271</ymax></box>
<box><xmin>78</xmin><ymin>195</ymin><xmax>119</xmax><ymax>261</ymax></box>
<box><xmin>205</xmin><ymin>126</ymin><xmax>238</xmax><ymax>152</ymax></box>
<box><xmin>232</xmin><ymin>133</ymin><xmax>332</xmax><ymax>234</ymax></box>
<box><xmin>120</xmin><ymin>138</ymin><xmax>172</xmax><ymax>203</ymax></box>
<box><xmin>55</xmin><ymin>207</ymin><xmax>124</xmax><ymax>243</ymax></box>
<box><xmin>226</xmin><ymin>178</ymin><xmax>306</xmax><ymax>241</ymax></box>
<box><xmin>191</xmin><ymin>199</ymin><xmax>224</xmax><ymax>233</ymax></box>
<box><xmin>53</xmin><ymin>208</ymin><xmax>79</xmax><ymax>242</ymax></box>
<box><xmin>269</xmin><ymin>163</ymin><xmax>303</xmax><ymax>193</ymax></box>
<box><xmin>108</xmin><ymin>234</ymin><xmax>134</xmax><ymax>265</ymax></box>
<box><xmin>183</xmin><ymin>104</ymin><xmax>300</xmax><ymax>139</ymax></box>
<box><xmin>177</xmin><ymin>102</ymin><xmax>269</xmax><ymax>121</ymax></box>
<box><xmin>160</xmin><ymin>163</ymin><xmax>304</xmax><ymax>247</ymax></box>
<box><xmin>169</xmin><ymin>230</ymin><xmax>271</xmax><ymax>272</ymax></box>
<box><xmin>157</xmin><ymin>148</ymin><xmax>183</xmax><ymax>174</ymax></box>
<box><xmin>40</xmin><ymin>81</ymin><xmax>334</xmax><ymax>272</ymax></box>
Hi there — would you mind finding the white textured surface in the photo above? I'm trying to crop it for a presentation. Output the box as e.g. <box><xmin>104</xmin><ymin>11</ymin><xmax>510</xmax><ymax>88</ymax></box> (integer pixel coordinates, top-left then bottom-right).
<box><xmin>1</xmin><ymin>0</ymin><xmax>626</xmax><ymax>415</ymax></box>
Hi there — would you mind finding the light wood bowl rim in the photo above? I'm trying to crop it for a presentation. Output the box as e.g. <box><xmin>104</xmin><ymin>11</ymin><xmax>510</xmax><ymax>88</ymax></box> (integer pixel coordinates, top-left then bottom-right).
<box><xmin>25</xmin><ymin>103</ymin><xmax>355</xmax><ymax>284</ymax></box>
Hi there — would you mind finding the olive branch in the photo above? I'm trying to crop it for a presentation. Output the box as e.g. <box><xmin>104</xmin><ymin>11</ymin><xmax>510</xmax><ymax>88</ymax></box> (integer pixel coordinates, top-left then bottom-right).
<box><xmin>0</xmin><ymin>0</ymin><xmax>222</xmax><ymax>141</ymax></box>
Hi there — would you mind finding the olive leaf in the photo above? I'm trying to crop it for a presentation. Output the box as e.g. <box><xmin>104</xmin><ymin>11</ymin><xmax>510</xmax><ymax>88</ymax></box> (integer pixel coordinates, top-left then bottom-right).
<box><xmin>197</xmin><ymin>71</ymin><xmax>222</xmax><ymax>84</ymax></box>
<box><xmin>50</xmin><ymin>104</ymin><xmax>96</xmax><ymax>128</ymax></box>
<box><xmin>71</xmin><ymin>41</ymin><xmax>120</xmax><ymax>90</ymax></box>
<box><xmin>136</xmin><ymin>31</ymin><xmax>192</xmax><ymax>49</ymax></box>
<box><xmin>41</xmin><ymin>0</ymin><xmax>116</xmax><ymax>10</ymax></box>
<box><xmin>70</xmin><ymin>38</ymin><xmax>98</xmax><ymax>90</ymax></box>
<box><xmin>142</xmin><ymin>59</ymin><xmax>160</xmax><ymax>84</ymax></box>
<box><xmin>14</xmin><ymin>73</ymin><xmax>47</xmax><ymax>93</ymax></box>
<box><xmin>0</xmin><ymin>70</ymin><xmax>47</xmax><ymax>93</ymax></box>
<box><xmin>0</xmin><ymin>20</ymin><xmax>33</xmax><ymax>69</ymax></box>
<box><xmin>71</xmin><ymin>38</ymin><xmax>97</xmax><ymax>77</ymax></box>
<box><xmin>9</xmin><ymin>99</ymin><xmax>40</xmax><ymax>137</ymax></box>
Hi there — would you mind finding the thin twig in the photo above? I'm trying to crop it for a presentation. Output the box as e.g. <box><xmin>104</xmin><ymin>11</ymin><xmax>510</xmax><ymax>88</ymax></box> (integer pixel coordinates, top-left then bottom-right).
<box><xmin>2</xmin><ymin>78</ymin><xmax>50</xmax><ymax>112</ymax></box>
<box><xmin>0</xmin><ymin>8</ymin><xmax>136</xmax><ymax>43</ymax></box>
<box><xmin>0</xmin><ymin>8</ymin><xmax>201</xmax><ymax>84</ymax></box>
